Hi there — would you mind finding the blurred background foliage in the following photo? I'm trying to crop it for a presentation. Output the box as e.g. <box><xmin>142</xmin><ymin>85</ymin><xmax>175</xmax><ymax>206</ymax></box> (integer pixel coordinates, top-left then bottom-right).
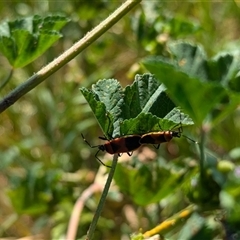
<box><xmin>0</xmin><ymin>1</ymin><xmax>240</xmax><ymax>239</ymax></box>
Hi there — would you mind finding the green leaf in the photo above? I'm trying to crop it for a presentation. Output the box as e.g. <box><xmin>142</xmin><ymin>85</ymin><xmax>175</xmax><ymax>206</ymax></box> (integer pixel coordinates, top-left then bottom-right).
<box><xmin>208</xmin><ymin>54</ymin><xmax>234</xmax><ymax>83</ymax></box>
<box><xmin>168</xmin><ymin>41</ymin><xmax>208</xmax><ymax>81</ymax></box>
<box><xmin>120</xmin><ymin>109</ymin><xmax>193</xmax><ymax>136</ymax></box>
<box><xmin>142</xmin><ymin>56</ymin><xmax>227</xmax><ymax>126</ymax></box>
<box><xmin>211</xmin><ymin>90</ymin><xmax>240</xmax><ymax>126</ymax></box>
<box><xmin>168</xmin><ymin>16</ymin><xmax>200</xmax><ymax>38</ymax></box>
<box><xmin>114</xmin><ymin>163</ymin><xmax>185</xmax><ymax>206</ymax></box>
<box><xmin>133</xmin><ymin>5</ymin><xmax>200</xmax><ymax>54</ymax></box>
<box><xmin>80</xmin><ymin>79</ymin><xmax>122</xmax><ymax>137</ymax></box>
<box><xmin>207</xmin><ymin>52</ymin><xmax>240</xmax><ymax>89</ymax></box>
<box><xmin>143</xmin><ymin>42</ymin><xmax>240</xmax><ymax>126</ymax></box>
<box><xmin>7</xmin><ymin>163</ymin><xmax>69</xmax><ymax>215</ymax></box>
<box><xmin>8</xmin><ymin>163</ymin><xmax>47</xmax><ymax>215</ymax></box>
<box><xmin>80</xmin><ymin>74</ymin><xmax>194</xmax><ymax>137</ymax></box>
<box><xmin>124</xmin><ymin>74</ymin><xmax>177</xmax><ymax>119</ymax></box>
<box><xmin>168</xmin><ymin>42</ymin><xmax>240</xmax><ymax>88</ymax></box>
<box><xmin>92</xmin><ymin>79</ymin><xmax>124</xmax><ymax>137</ymax></box>
<box><xmin>0</xmin><ymin>15</ymin><xmax>69</xmax><ymax>68</ymax></box>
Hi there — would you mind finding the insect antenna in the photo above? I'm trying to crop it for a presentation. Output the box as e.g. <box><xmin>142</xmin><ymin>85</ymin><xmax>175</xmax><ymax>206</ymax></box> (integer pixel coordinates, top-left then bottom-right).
<box><xmin>99</xmin><ymin>136</ymin><xmax>108</xmax><ymax>141</ymax></box>
<box><xmin>178</xmin><ymin>112</ymin><xmax>197</xmax><ymax>143</ymax></box>
<box><xmin>81</xmin><ymin>134</ymin><xmax>112</xmax><ymax>168</ymax></box>
<box><xmin>170</xmin><ymin>111</ymin><xmax>184</xmax><ymax>134</ymax></box>
<box><xmin>182</xmin><ymin>134</ymin><xmax>198</xmax><ymax>144</ymax></box>
<box><xmin>81</xmin><ymin>134</ymin><xmax>100</xmax><ymax>148</ymax></box>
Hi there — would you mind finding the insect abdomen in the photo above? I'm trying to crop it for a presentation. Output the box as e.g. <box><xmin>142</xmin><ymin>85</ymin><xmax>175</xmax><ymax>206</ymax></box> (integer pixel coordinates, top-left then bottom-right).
<box><xmin>105</xmin><ymin>135</ymin><xmax>141</xmax><ymax>154</ymax></box>
<box><xmin>140</xmin><ymin>131</ymin><xmax>173</xmax><ymax>144</ymax></box>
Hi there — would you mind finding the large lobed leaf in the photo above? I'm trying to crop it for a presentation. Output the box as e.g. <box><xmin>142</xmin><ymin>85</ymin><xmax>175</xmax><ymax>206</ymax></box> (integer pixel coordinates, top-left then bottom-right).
<box><xmin>0</xmin><ymin>15</ymin><xmax>69</xmax><ymax>68</ymax></box>
<box><xmin>142</xmin><ymin>41</ymin><xmax>240</xmax><ymax>126</ymax></box>
<box><xmin>80</xmin><ymin>74</ymin><xmax>194</xmax><ymax>138</ymax></box>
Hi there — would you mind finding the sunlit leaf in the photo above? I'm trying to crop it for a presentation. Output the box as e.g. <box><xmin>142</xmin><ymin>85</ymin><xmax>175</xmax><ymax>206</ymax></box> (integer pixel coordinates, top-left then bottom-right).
<box><xmin>0</xmin><ymin>15</ymin><xmax>69</xmax><ymax>68</ymax></box>
<box><xmin>80</xmin><ymin>74</ymin><xmax>194</xmax><ymax>137</ymax></box>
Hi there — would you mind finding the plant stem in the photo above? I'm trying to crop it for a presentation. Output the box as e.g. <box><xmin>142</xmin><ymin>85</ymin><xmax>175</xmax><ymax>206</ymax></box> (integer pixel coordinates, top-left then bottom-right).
<box><xmin>86</xmin><ymin>154</ymin><xmax>118</xmax><ymax>240</ymax></box>
<box><xmin>66</xmin><ymin>183</ymin><xmax>102</xmax><ymax>240</ymax></box>
<box><xmin>0</xmin><ymin>0</ymin><xmax>142</xmax><ymax>113</ymax></box>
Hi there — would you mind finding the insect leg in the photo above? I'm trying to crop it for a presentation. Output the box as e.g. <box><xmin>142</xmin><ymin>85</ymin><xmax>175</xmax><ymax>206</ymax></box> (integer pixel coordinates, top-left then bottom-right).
<box><xmin>127</xmin><ymin>152</ymin><xmax>133</xmax><ymax>156</ymax></box>
<box><xmin>182</xmin><ymin>134</ymin><xmax>198</xmax><ymax>144</ymax></box>
<box><xmin>99</xmin><ymin>136</ymin><xmax>108</xmax><ymax>141</ymax></box>
<box><xmin>95</xmin><ymin>149</ymin><xmax>112</xmax><ymax>168</ymax></box>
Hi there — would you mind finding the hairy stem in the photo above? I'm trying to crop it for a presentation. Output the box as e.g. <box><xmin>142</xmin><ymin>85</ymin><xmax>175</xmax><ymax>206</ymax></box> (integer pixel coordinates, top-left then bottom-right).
<box><xmin>86</xmin><ymin>154</ymin><xmax>118</xmax><ymax>240</ymax></box>
<box><xmin>66</xmin><ymin>183</ymin><xmax>103</xmax><ymax>240</ymax></box>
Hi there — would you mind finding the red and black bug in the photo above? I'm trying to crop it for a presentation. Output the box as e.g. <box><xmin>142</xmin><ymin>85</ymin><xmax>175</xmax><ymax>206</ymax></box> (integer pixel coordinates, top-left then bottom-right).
<box><xmin>81</xmin><ymin>134</ymin><xmax>142</xmax><ymax>167</ymax></box>
<box><xmin>82</xmin><ymin>114</ymin><xmax>142</xmax><ymax>167</ymax></box>
<box><xmin>140</xmin><ymin>115</ymin><xmax>196</xmax><ymax>149</ymax></box>
<box><xmin>140</xmin><ymin>129</ymin><xmax>181</xmax><ymax>149</ymax></box>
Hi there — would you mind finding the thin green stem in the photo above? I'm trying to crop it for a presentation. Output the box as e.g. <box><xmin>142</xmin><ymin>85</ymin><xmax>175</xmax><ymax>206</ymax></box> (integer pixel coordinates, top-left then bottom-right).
<box><xmin>0</xmin><ymin>0</ymin><xmax>142</xmax><ymax>114</ymax></box>
<box><xmin>0</xmin><ymin>68</ymin><xmax>13</xmax><ymax>91</ymax></box>
<box><xmin>87</xmin><ymin>154</ymin><xmax>118</xmax><ymax>240</ymax></box>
